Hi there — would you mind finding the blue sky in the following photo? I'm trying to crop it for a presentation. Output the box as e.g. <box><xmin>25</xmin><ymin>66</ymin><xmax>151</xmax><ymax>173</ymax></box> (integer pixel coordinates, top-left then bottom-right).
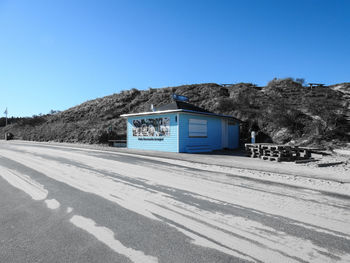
<box><xmin>1</xmin><ymin>0</ymin><xmax>349</xmax><ymax>117</ymax></box>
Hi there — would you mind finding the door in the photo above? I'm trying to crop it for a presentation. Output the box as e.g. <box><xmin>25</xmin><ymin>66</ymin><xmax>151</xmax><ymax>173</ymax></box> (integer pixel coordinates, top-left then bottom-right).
<box><xmin>221</xmin><ymin>119</ymin><xmax>228</xmax><ymax>149</ymax></box>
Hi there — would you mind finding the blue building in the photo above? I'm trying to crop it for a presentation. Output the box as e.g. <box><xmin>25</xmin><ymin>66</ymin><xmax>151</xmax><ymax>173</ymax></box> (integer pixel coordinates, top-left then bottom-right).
<box><xmin>121</xmin><ymin>99</ymin><xmax>240</xmax><ymax>153</ymax></box>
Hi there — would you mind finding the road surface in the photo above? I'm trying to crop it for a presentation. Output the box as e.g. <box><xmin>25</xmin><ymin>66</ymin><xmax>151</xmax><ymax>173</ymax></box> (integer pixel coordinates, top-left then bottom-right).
<box><xmin>0</xmin><ymin>141</ymin><xmax>350</xmax><ymax>262</ymax></box>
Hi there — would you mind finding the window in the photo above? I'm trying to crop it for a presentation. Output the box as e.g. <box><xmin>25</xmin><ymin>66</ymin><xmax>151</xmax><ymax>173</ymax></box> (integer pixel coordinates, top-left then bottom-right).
<box><xmin>189</xmin><ymin>119</ymin><xmax>207</xmax><ymax>137</ymax></box>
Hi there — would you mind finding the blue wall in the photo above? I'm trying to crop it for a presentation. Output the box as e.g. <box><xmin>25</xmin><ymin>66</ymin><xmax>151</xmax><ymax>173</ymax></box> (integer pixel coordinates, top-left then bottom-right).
<box><xmin>178</xmin><ymin>113</ymin><xmax>222</xmax><ymax>153</ymax></box>
<box><xmin>127</xmin><ymin>113</ymin><xmax>178</xmax><ymax>152</ymax></box>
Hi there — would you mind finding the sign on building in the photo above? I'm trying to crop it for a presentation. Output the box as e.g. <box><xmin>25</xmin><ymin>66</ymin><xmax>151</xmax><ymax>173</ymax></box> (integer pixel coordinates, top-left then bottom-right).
<box><xmin>132</xmin><ymin>117</ymin><xmax>170</xmax><ymax>137</ymax></box>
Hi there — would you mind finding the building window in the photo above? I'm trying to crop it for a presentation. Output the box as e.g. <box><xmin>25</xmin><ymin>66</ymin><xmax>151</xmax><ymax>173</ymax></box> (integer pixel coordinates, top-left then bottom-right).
<box><xmin>189</xmin><ymin>119</ymin><xmax>207</xmax><ymax>138</ymax></box>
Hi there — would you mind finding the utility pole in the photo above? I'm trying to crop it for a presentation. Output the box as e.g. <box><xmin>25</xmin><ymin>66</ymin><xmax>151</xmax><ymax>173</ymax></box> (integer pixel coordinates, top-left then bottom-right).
<box><xmin>4</xmin><ymin>107</ymin><xmax>8</xmax><ymax>126</ymax></box>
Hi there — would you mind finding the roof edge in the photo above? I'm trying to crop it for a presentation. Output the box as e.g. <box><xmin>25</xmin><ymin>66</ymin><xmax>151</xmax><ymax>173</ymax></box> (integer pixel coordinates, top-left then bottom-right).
<box><xmin>121</xmin><ymin>109</ymin><xmax>182</xmax><ymax>117</ymax></box>
<box><xmin>120</xmin><ymin>109</ymin><xmax>241</xmax><ymax>121</ymax></box>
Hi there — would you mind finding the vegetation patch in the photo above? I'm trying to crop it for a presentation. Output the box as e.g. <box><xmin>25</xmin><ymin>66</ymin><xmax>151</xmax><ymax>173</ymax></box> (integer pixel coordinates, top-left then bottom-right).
<box><xmin>1</xmin><ymin>79</ymin><xmax>349</xmax><ymax>147</ymax></box>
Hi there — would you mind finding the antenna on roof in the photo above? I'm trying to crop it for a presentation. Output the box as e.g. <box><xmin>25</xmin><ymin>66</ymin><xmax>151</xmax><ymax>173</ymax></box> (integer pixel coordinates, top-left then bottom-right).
<box><xmin>172</xmin><ymin>94</ymin><xmax>189</xmax><ymax>102</ymax></box>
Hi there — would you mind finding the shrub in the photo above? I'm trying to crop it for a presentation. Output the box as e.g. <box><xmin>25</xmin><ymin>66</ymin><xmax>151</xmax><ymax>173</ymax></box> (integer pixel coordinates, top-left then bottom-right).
<box><xmin>216</xmin><ymin>98</ymin><xmax>235</xmax><ymax>111</ymax></box>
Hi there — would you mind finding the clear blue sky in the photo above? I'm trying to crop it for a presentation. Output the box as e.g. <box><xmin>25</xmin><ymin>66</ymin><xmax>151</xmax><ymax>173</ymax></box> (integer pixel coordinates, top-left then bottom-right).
<box><xmin>1</xmin><ymin>0</ymin><xmax>349</xmax><ymax>117</ymax></box>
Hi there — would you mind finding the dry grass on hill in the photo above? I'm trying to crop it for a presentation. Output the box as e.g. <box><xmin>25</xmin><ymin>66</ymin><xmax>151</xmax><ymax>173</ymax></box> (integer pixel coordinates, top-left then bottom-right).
<box><xmin>1</xmin><ymin>79</ymin><xmax>349</xmax><ymax>148</ymax></box>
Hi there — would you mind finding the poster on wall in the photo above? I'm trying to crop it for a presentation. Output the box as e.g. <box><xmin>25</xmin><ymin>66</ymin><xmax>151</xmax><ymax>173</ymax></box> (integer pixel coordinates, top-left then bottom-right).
<box><xmin>132</xmin><ymin>117</ymin><xmax>170</xmax><ymax>137</ymax></box>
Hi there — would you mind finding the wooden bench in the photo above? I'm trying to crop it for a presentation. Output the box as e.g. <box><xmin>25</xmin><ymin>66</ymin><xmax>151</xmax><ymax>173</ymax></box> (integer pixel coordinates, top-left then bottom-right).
<box><xmin>108</xmin><ymin>140</ymin><xmax>127</xmax><ymax>147</ymax></box>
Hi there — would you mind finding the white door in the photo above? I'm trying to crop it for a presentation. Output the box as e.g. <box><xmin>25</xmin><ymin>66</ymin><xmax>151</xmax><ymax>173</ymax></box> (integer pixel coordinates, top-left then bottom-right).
<box><xmin>221</xmin><ymin>119</ymin><xmax>228</xmax><ymax>148</ymax></box>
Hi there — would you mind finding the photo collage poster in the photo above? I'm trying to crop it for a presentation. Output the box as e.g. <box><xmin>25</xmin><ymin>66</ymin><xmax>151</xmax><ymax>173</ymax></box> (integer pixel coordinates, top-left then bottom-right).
<box><xmin>132</xmin><ymin>117</ymin><xmax>170</xmax><ymax>137</ymax></box>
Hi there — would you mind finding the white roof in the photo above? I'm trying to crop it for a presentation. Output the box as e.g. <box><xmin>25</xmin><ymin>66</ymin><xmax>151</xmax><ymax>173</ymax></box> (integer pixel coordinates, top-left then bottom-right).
<box><xmin>120</xmin><ymin>109</ymin><xmax>239</xmax><ymax>120</ymax></box>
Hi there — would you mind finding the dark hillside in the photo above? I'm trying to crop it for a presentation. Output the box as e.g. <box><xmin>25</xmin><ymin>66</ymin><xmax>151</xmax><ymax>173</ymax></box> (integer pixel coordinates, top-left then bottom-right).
<box><xmin>1</xmin><ymin>79</ymin><xmax>349</xmax><ymax>147</ymax></box>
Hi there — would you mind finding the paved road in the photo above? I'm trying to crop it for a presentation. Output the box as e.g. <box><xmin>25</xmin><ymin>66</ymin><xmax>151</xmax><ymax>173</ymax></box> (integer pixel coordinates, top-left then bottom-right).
<box><xmin>0</xmin><ymin>141</ymin><xmax>350</xmax><ymax>263</ymax></box>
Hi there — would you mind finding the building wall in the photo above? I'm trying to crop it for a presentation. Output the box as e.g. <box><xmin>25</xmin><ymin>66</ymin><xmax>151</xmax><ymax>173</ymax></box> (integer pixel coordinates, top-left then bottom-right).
<box><xmin>178</xmin><ymin>113</ymin><xmax>222</xmax><ymax>153</ymax></box>
<box><xmin>126</xmin><ymin>113</ymin><xmax>179</xmax><ymax>152</ymax></box>
<box><xmin>126</xmin><ymin>112</ymin><xmax>240</xmax><ymax>153</ymax></box>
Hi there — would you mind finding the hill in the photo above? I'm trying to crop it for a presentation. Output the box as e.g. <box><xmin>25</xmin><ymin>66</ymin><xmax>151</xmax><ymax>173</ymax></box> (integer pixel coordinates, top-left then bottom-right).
<box><xmin>1</xmin><ymin>79</ymin><xmax>349</xmax><ymax>148</ymax></box>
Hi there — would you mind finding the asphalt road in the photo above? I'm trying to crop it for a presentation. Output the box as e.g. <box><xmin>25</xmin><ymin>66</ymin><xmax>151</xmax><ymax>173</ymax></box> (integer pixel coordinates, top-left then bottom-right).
<box><xmin>0</xmin><ymin>141</ymin><xmax>350</xmax><ymax>263</ymax></box>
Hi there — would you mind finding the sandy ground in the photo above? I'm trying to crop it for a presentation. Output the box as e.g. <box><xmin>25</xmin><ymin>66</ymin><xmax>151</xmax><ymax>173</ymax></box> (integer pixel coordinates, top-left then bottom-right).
<box><xmin>1</xmin><ymin>140</ymin><xmax>350</xmax><ymax>262</ymax></box>
<box><xmin>303</xmin><ymin>152</ymin><xmax>349</xmax><ymax>175</ymax></box>
<box><xmin>23</xmin><ymin>140</ymin><xmax>350</xmax><ymax>183</ymax></box>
